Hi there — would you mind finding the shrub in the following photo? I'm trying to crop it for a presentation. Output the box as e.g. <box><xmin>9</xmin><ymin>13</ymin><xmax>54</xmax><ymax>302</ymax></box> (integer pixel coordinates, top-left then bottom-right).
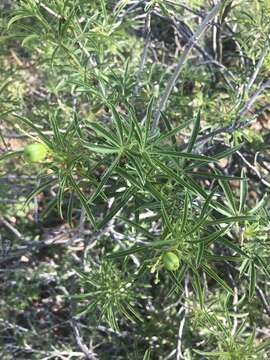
<box><xmin>1</xmin><ymin>1</ymin><xmax>270</xmax><ymax>359</ymax></box>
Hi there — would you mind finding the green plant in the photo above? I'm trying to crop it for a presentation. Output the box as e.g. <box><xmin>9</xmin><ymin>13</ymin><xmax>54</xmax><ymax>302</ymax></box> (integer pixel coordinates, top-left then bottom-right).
<box><xmin>74</xmin><ymin>260</ymin><xmax>143</xmax><ymax>332</ymax></box>
<box><xmin>1</xmin><ymin>0</ymin><xmax>270</xmax><ymax>359</ymax></box>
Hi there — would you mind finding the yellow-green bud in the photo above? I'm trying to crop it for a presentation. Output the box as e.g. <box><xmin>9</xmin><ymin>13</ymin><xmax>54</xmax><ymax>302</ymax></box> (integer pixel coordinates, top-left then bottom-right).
<box><xmin>163</xmin><ymin>251</ymin><xmax>180</xmax><ymax>271</ymax></box>
<box><xmin>24</xmin><ymin>143</ymin><xmax>47</xmax><ymax>163</ymax></box>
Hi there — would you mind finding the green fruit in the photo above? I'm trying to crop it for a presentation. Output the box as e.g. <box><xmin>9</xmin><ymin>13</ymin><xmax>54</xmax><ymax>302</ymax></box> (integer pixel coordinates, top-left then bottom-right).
<box><xmin>24</xmin><ymin>143</ymin><xmax>47</xmax><ymax>163</ymax></box>
<box><xmin>163</xmin><ymin>251</ymin><xmax>180</xmax><ymax>271</ymax></box>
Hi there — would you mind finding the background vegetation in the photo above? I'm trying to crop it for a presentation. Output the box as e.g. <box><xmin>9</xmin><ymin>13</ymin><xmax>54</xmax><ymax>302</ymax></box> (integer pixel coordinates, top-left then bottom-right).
<box><xmin>1</xmin><ymin>0</ymin><xmax>270</xmax><ymax>359</ymax></box>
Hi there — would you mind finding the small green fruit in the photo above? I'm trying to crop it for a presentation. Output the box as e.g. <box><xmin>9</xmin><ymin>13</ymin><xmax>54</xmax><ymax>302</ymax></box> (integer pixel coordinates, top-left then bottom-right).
<box><xmin>163</xmin><ymin>251</ymin><xmax>180</xmax><ymax>271</ymax></box>
<box><xmin>24</xmin><ymin>143</ymin><xmax>47</xmax><ymax>163</ymax></box>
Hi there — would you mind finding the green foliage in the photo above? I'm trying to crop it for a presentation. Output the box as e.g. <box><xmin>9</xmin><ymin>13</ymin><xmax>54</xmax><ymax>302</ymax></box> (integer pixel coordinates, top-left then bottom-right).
<box><xmin>1</xmin><ymin>0</ymin><xmax>270</xmax><ymax>359</ymax></box>
<box><xmin>74</xmin><ymin>260</ymin><xmax>143</xmax><ymax>332</ymax></box>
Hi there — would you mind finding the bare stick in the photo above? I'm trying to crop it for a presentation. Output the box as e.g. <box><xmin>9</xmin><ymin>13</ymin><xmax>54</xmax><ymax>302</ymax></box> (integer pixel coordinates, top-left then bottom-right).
<box><xmin>245</xmin><ymin>44</ymin><xmax>269</xmax><ymax>95</ymax></box>
<box><xmin>236</xmin><ymin>150</ymin><xmax>270</xmax><ymax>188</ymax></box>
<box><xmin>115</xmin><ymin>0</ymin><xmax>143</xmax><ymax>20</ymax></box>
<box><xmin>256</xmin><ymin>285</ymin><xmax>270</xmax><ymax>316</ymax></box>
<box><xmin>179</xmin><ymin>116</ymin><xmax>255</xmax><ymax>152</ymax></box>
<box><xmin>135</xmin><ymin>11</ymin><xmax>152</xmax><ymax>95</ymax></box>
<box><xmin>151</xmin><ymin>1</ymin><xmax>225</xmax><ymax>134</ymax></box>
<box><xmin>34</xmin><ymin>0</ymin><xmax>63</xmax><ymax>19</ymax></box>
<box><xmin>239</xmin><ymin>79</ymin><xmax>270</xmax><ymax>117</ymax></box>
<box><xmin>176</xmin><ymin>307</ymin><xmax>186</xmax><ymax>360</ymax></box>
<box><xmin>170</xmin><ymin>16</ymin><xmax>236</xmax><ymax>86</ymax></box>
<box><xmin>71</xmin><ymin>319</ymin><xmax>99</xmax><ymax>360</ymax></box>
<box><xmin>1</xmin><ymin>217</ymin><xmax>22</xmax><ymax>239</ymax></box>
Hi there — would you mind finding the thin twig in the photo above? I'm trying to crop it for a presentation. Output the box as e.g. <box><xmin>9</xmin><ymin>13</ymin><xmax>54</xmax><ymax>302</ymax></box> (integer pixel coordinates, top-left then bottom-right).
<box><xmin>166</xmin><ymin>1</ymin><xmax>204</xmax><ymax>17</ymax></box>
<box><xmin>180</xmin><ymin>117</ymin><xmax>256</xmax><ymax>152</ymax></box>
<box><xmin>236</xmin><ymin>150</ymin><xmax>270</xmax><ymax>188</ymax></box>
<box><xmin>115</xmin><ymin>0</ymin><xmax>143</xmax><ymax>20</ymax></box>
<box><xmin>151</xmin><ymin>1</ymin><xmax>225</xmax><ymax>134</ymax></box>
<box><xmin>245</xmin><ymin>44</ymin><xmax>269</xmax><ymax>95</ymax></box>
<box><xmin>1</xmin><ymin>217</ymin><xmax>22</xmax><ymax>239</ymax></box>
<box><xmin>71</xmin><ymin>319</ymin><xmax>99</xmax><ymax>360</ymax></box>
<box><xmin>256</xmin><ymin>285</ymin><xmax>270</xmax><ymax>317</ymax></box>
<box><xmin>170</xmin><ymin>15</ymin><xmax>236</xmax><ymax>87</ymax></box>
<box><xmin>34</xmin><ymin>0</ymin><xmax>63</xmax><ymax>19</ymax></box>
<box><xmin>239</xmin><ymin>79</ymin><xmax>270</xmax><ymax>118</ymax></box>
<box><xmin>176</xmin><ymin>307</ymin><xmax>186</xmax><ymax>360</ymax></box>
<box><xmin>135</xmin><ymin>11</ymin><xmax>152</xmax><ymax>95</ymax></box>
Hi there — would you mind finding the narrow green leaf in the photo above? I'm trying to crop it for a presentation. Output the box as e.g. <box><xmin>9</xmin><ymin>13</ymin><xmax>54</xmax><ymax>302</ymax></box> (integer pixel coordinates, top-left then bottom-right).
<box><xmin>186</xmin><ymin>171</ymin><xmax>244</xmax><ymax>181</ymax></box>
<box><xmin>250</xmin><ymin>194</ymin><xmax>267</xmax><ymax>214</ymax></box>
<box><xmin>239</xmin><ymin>168</ymin><xmax>248</xmax><ymax>214</ymax></box>
<box><xmin>185</xmin><ymin>187</ymin><xmax>216</xmax><ymax>236</ymax></box>
<box><xmin>248</xmin><ymin>261</ymin><xmax>256</xmax><ymax>300</ymax></box>
<box><xmin>192</xmin><ymin>269</ymin><xmax>204</xmax><ymax>308</ymax></box>
<box><xmin>234</xmin><ymin>318</ymin><xmax>248</xmax><ymax>337</ymax></box>
<box><xmin>202</xmin><ymin>264</ymin><xmax>233</xmax><ymax>295</ymax></box>
<box><xmin>207</xmin><ymin>215</ymin><xmax>257</xmax><ymax>225</ymax></box>
<box><xmin>214</xmin><ymin>144</ymin><xmax>243</xmax><ymax>160</ymax></box>
<box><xmin>57</xmin><ymin>172</ymin><xmax>67</xmax><ymax>219</ymax></box>
<box><xmin>196</xmin><ymin>241</ymin><xmax>205</xmax><ymax>268</ymax></box>
<box><xmin>205</xmin><ymin>254</ymin><xmax>241</xmax><ymax>262</ymax></box>
<box><xmin>82</xmin><ymin>142</ymin><xmax>119</xmax><ymax>154</ymax></box>
<box><xmin>161</xmin><ymin>202</ymin><xmax>174</xmax><ymax>232</ymax></box>
<box><xmin>143</xmin><ymin>348</ymin><xmax>151</xmax><ymax>360</ymax></box>
<box><xmin>217</xmin><ymin>237</ymin><xmax>249</xmax><ymax>258</ymax></box>
<box><xmin>218</xmin><ymin>171</ymin><xmax>237</xmax><ymax>214</ymax></box>
<box><xmin>210</xmin><ymin>199</ymin><xmax>234</xmax><ymax>216</ymax></box>
<box><xmin>75</xmin><ymin>299</ymin><xmax>100</xmax><ymax>318</ymax></box>
<box><xmin>145</xmin><ymin>181</ymin><xmax>167</xmax><ymax>202</ymax></box>
<box><xmin>127</xmin><ymin>153</ymin><xmax>145</xmax><ymax>185</ymax></box>
<box><xmin>90</xmin><ymin>156</ymin><xmax>119</xmax><ymax>202</ymax></box>
<box><xmin>185</xmin><ymin>212</ymin><xmax>211</xmax><ymax>237</ymax></box>
<box><xmin>187</xmin><ymin>111</ymin><xmax>200</xmax><ymax>153</ymax></box>
<box><xmin>118</xmin><ymin>217</ymin><xmax>157</xmax><ymax>241</ymax></box>
<box><xmin>168</xmin><ymin>263</ymin><xmax>187</xmax><ymax>296</ymax></box>
<box><xmin>195</xmin><ymin>226</ymin><xmax>230</xmax><ymax>245</ymax></box>
<box><xmin>115</xmin><ymin>167</ymin><xmax>143</xmax><ymax>189</ymax></box>
<box><xmin>168</xmin><ymin>271</ymin><xmax>184</xmax><ymax>293</ymax></box>
<box><xmin>109</xmin><ymin>104</ymin><xmax>124</xmax><ymax>145</ymax></box>
<box><xmin>107</xmin><ymin>239</ymin><xmax>175</xmax><ymax>259</ymax></box>
<box><xmin>8</xmin><ymin>14</ymin><xmax>33</xmax><ymax>29</ymax></box>
<box><xmin>97</xmin><ymin>187</ymin><xmax>134</xmax><ymax>229</ymax></box>
<box><xmin>159</xmin><ymin>111</ymin><xmax>176</xmax><ymax>145</ymax></box>
<box><xmin>144</xmin><ymin>96</ymin><xmax>154</xmax><ymax>146</ymax></box>
<box><xmin>255</xmin><ymin>339</ymin><xmax>270</xmax><ymax>353</ymax></box>
<box><xmin>154</xmin><ymin>118</ymin><xmax>192</xmax><ymax>144</ymax></box>
<box><xmin>180</xmin><ymin>192</ymin><xmax>189</xmax><ymax>235</ymax></box>
<box><xmin>0</xmin><ymin>150</ymin><xmax>23</xmax><ymax>162</ymax></box>
<box><xmin>239</xmin><ymin>258</ymin><xmax>250</xmax><ymax>278</ymax></box>
<box><xmin>151</xmin><ymin>149</ymin><xmax>216</xmax><ymax>163</ymax></box>
<box><xmin>201</xmin><ymin>186</ymin><xmax>217</xmax><ymax>218</ymax></box>
<box><xmin>107</xmin><ymin>246</ymin><xmax>147</xmax><ymax>259</ymax></box>
<box><xmin>40</xmin><ymin>196</ymin><xmax>57</xmax><ymax>220</ymax></box>
<box><xmin>255</xmin><ymin>255</ymin><xmax>270</xmax><ymax>279</ymax></box>
<box><xmin>152</xmin><ymin>158</ymin><xmax>200</xmax><ymax>195</ymax></box>
<box><xmin>50</xmin><ymin>113</ymin><xmax>65</xmax><ymax>148</ymax></box>
<box><xmin>67</xmin><ymin>191</ymin><xmax>74</xmax><ymax>227</ymax></box>
<box><xmin>184</xmin><ymin>175</ymin><xmax>208</xmax><ymax>199</ymax></box>
<box><xmin>24</xmin><ymin>178</ymin><xmax>57</xmax><ymax>208</ymax></box>
<box><xmin>193</xmin><ymin>350</ymin><xmax>229</xmax><ymax>357</ymax></box>
<box><xmin>125</xmin><ymin>101</ymin><xmax>143</xmax><ymax>144</ymax></box>
<box><xmin>87</xmin><ymin>122</ymin><xmax>120</xmax><ymax>146</ymax></box>
<box><xmin>68</xmin><ymin>176</ymin><xmax>96</xmax><ymax>227</ymax></box>
<box><xmin>13</xmin><ymin>114</ymin><xmax>53</xmax><ymax>149</ymax></box>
